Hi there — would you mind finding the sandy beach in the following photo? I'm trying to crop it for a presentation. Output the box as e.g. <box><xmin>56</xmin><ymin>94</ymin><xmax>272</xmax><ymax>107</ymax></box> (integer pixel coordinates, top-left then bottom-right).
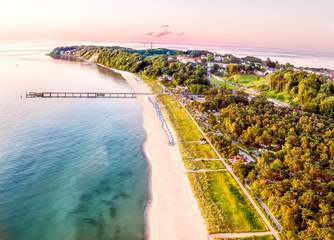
<box><xmin>112</xmin><ymin>69</ymin><xmax>207</xmax><ymax>240</ymax></box>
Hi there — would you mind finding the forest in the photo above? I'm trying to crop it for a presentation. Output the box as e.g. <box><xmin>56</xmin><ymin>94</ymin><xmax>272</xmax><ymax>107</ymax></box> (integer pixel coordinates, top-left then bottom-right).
<box><xmin>266</xmin><ymin>70</ymin><xmax>334</xmax><ymax>117</ymax></box>
<box><xmin>196</xmin><ymin>88</ymin><xmax>334</xmax><ymax>239</ymax></box>
<box><xmin>65</xmin><ymin>46</ymin><xmax>210</xmax><ymax>94</ymax></box>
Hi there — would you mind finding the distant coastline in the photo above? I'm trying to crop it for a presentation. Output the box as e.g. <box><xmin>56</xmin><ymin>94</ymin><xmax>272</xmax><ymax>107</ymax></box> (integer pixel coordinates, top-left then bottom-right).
<box><xmin>48</xmin><ymin>45</ymin><xmax>334</xmax><ymax>240</ymax></box>
<box><xmin>2</xmin><ymin>40</ymin><xmax>332</xmax><ymax>69</ymax></box>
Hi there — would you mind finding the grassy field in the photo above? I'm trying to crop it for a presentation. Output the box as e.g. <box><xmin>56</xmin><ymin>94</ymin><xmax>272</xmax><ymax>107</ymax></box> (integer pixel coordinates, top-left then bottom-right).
<box><xmin>158</xmin><ymin>95</ymin><xmax>204</xmax><ymax>142</ymax></box>
<box><xmin>157</xmin><ymin>94</ymin><xmax>266</xmax><ymax>234</ymax></box>
<box><xmin>184</xmin><ymin>160</ymin><xmax>225</xmax><ymax>171</ymax></box>
<box><xmin>179</xmin><ymin>142</ymin><xmax>218</xmax><ymax>159</ymax></box>
<box><xmin>228</xmin><ymin>74</ymin><xmax>266</xmax><ymax>88</ymax></box>
<box><xmin>223</xmin><ymin>74</ymin><xmax>295</xmax><ymax>107</ymax></box>
<box><xmin>262</xmin><ymin>89</ymin><xmax>294</xmax><ymax>103</ymax></box>
<box><xmin>211</xmin><ymin>76</ymin><xmax>236</xmax><ymax>90</ymax></box>
<box><xmin>139</xmin><ymin>73</ymin><xmax>163</xmax><ymax>93</ymax></box>
<box><xmin>189</xmin><ymin>171</ymin><xmax>266</xmax><ymax>233</ymax></box>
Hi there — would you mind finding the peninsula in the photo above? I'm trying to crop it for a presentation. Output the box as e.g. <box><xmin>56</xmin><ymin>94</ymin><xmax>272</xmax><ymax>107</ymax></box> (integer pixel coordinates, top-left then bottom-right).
<box><xmin>50</xmin><ymin>46</ymin><xmax>334</xmax><ymax>240</ymax></box>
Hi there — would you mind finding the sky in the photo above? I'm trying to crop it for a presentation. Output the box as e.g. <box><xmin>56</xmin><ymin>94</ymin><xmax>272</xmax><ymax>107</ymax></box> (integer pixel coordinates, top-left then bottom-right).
<box><xmin>0</xmin><ymin>0</ymin><xmax>334</xmax><ymax>55</ymax></box>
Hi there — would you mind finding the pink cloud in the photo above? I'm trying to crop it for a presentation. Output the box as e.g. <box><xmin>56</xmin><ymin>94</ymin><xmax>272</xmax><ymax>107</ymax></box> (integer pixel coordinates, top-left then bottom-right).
<box><xmin>155</xmin><ymin>30</ymin><xmax>172</xmax><ymax>38</ymax></box>
<box><xmin>177</xmin><ymin>32</ymin><xmax>185</xmax><ymax>36</ymax></box>
<box><xmin>160</xmin><ymin>24</ymin><xmax>170</xmax><ymax>28</ymax></box>
<box><xmin>145</xmin><ymin>32</ymin><xmax>154</xmax><ymax>36</ymax></box>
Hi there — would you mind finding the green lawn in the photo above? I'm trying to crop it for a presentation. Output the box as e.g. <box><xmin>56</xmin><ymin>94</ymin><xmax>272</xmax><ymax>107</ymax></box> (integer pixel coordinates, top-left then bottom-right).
<box><xmin>179</xmin><ymin>142</ymin><xmax>218</xmax><ymax>159</ymax></box>
<box><xmin>262</xmin><ymin>89</ymin><xmax>294</xmax><ymax>103</ymax></box>
<box><xmin>139</xmin><ymin>73</ymin><xmax>163</xmax><ymax>93</ymax></box>
<box><xmin>226</xmin><ymin>74</ymin><xmax>294</xmax><ymax>106</ymax></box>
<box><xmin>211</xmin><ymin>76</ymin><xmax>236</xmax><ymax>90</ymax></box>
<box><xmin>228</xmin><ymin>74</ymin><xmax>266</xmax><ymax>88</ymax></box>
<box><xmin>158</xmin><ymin>95</ymin><xmax>203</xmax><ymax>142</ymax></box>
<box><xmin>189</xmin><ymin>171</ymin><xmax>266</xmax><ymax>233</ymax></box>
<box><xmin>184</xmin><ymin>160</ymin><xmax>225</xmax><ymax>171</ymax></box>
<box><xmin>213</xmin><ymin>74</ymin><xmax>267</xmax><ymax>93</ymax></box>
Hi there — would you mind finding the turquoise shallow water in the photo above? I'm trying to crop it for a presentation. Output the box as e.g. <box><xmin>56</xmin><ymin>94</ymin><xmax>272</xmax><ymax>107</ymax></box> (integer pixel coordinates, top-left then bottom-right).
<box><xmin>0</xmin><ymin>48</ymin><xmax>148</xmax><ymax>240</ymax></box>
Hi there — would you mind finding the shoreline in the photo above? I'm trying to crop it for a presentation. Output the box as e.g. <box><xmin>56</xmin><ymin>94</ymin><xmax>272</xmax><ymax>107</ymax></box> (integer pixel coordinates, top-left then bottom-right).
<box><xmin>107</xmin><ymin>67</ymin><xmax>207</xmax><ymax>240</ymax></box>
<box><xmin>94</xmin><ymin>64</ymin><xmax>153</xmax><ymax>238</ymax></box>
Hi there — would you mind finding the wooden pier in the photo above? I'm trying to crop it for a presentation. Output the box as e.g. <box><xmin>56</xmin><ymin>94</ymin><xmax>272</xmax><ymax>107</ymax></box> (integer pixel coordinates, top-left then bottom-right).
<box><xmin>26</xmin><ymin>92</ymin><xmax>155</xmax><ymax>99</ymax></box>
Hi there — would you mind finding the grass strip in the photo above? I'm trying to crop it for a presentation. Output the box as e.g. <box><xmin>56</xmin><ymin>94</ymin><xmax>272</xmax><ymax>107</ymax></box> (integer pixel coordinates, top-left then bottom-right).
<box><xmin>189</xmin><ymin>172</ymin><xmax>267</xmax><ymax>233</ymax></box>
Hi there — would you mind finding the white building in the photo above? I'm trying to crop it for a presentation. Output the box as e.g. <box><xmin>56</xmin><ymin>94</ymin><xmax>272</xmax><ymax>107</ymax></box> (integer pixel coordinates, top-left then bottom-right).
<box><xmin>214</xmin><ymin>55</ymin><xmax>224</xmax><ymax>62</ymax></box>
<box><xmin>177</xmin><ymin>56</ymin><xmax>198</xmax><ymax>64</ymax></box>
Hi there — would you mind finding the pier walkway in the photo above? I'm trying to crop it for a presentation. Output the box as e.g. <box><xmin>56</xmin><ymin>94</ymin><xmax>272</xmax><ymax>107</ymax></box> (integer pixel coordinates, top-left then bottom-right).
<box><xmin>26</xmin><ymin>91</ymin><xmax>207</xmax><ymax>99</ymax></box>
<box><xmin>26</xmin><ymin>91</ymin><xmax>155</xmax><ymax>99</ymax></box>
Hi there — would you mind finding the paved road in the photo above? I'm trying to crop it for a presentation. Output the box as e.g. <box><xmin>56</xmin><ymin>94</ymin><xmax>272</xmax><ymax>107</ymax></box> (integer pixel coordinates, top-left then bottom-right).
<box><xmin>176</xmin><ymin>97</ymin><xmax>281</xmax><ymax>240</ymax></box>
<box><xmin>245</xmin><ymin>183</ymin><xmax>283</xmax><ymax>232</ymax></box>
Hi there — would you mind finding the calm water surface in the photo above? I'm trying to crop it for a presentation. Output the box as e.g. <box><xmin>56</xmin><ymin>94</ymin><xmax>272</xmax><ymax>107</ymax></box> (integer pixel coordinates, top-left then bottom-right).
<box><xmin>0</xmin><ymin>47</ymin><xmax>148</xmax><ymax>240</ymax></box>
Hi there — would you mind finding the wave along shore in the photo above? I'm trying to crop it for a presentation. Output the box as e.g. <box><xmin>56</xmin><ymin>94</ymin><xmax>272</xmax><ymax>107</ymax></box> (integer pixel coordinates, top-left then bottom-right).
<box><xmin>109</xmin><ymin>68</ymin><xmax>207</xmax><ymax>240</ymax></box>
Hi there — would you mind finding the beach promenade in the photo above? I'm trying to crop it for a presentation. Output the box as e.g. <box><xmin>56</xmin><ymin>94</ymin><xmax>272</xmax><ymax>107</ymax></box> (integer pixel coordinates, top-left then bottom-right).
<box><xmin>114</xmin><ymin>70</ymin><xmax>208</xmax><ymax>240</ymax></box>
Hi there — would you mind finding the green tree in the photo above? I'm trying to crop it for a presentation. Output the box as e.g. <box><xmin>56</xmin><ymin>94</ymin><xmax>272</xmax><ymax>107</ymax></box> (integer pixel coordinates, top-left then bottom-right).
<box><xmin>226</xmin><ymin>64</ymin><xmax>240</xmax><ymax>75</ymax></box>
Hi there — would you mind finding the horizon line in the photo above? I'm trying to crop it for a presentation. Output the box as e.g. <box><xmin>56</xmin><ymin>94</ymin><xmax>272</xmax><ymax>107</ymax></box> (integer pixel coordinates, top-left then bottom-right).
<box><xmin>1</xmin><ymin>38</ymin><xmax>334</xmax><ymax>58</ymax></box>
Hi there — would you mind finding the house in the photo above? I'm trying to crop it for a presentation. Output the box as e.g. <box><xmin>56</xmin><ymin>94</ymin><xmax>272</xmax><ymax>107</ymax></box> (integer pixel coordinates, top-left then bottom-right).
<box><xmin>219</xmin><ymin>63</ymin><xmax>227</xmax><ymax>68</ymax></box>
<box><xmin>207</xmin><ymin>62</ymin><xmax>226</xmax><ymax>74</ymax></box>
<box><xmin>191</xmin><ymin>95</ymin><xmax>205</xmax><ymax>102</ymax></box>
<box><xmin>207</xmin><ymin>62</ymin><xmax>216</xmax><ymax>69</ymax></box>
<box><xmin>229</xmin><ymin>155</ymin><xmax>248</xmax><ymax>164</ymax></box>
<box><xmin>238</xmin><ymin>150</ymin><xmax>255</xmax><ymax>164</ymax></box>
<box><xmin>177</xmin><ymin>56</ymin><xmax>198</xmax><ymax>64</ymax></box>
<box><xmin>59</xmin><ymin>49</ymin><xmax>74</xmax><ymax>55</ymax></box>
<box><xmin>214</xmin><ymin>55</ymin><xmax>224</xmax><ymax>62</ymax></box>
<box><xmin>158</xmin><ymin>74</ymin><xmax>172</xmax><ymax>82</ymax></box>
<box><xmin>167</xmin><ymin>56</ymin><xmax>175</xmax><ymax>62</ymax></box>
<box><xmin>264</xmin><ymin>68</ymin><xmax>276</xmax><ymax>75</ymax></box>
<box><xmin>217</xmin><ymin>68</ymin><xmax>225</xmax><ymax>74</ymax></box>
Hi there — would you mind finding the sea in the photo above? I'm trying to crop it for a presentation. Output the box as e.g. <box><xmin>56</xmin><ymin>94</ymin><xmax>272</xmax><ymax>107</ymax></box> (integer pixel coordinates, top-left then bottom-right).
<box><xmin>0</xmin><ymin>45</ymin><xmax>148</xmax><ymax>240</ymax></box>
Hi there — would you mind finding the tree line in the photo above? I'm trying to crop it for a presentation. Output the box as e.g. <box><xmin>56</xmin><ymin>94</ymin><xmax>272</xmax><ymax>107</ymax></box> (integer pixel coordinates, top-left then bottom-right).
<box><xmin>195</xmin><ymin>88</ymin><xmax>334</xmax><ymax>239</ymax></box>
<box><xmin>68</xmin><ymin>46</ymin><xmax>210</xmax><ymax>94</ymax></box>
<box><xmin>267</xmin><ymin>70</ymin><xmax>334</xmax><ymax>117</ymax></box>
